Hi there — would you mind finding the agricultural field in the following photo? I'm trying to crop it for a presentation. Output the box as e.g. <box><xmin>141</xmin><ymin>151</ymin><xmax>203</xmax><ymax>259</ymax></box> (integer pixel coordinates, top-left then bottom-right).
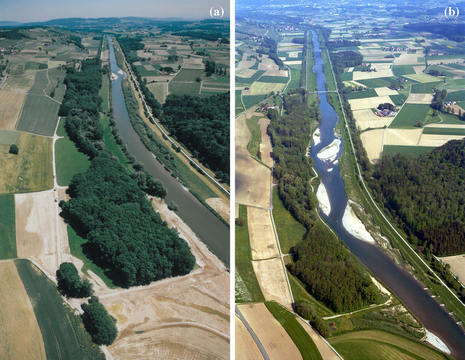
<box><xmin>169</xmin><ymin>81</ymin><xmax>201</xmax><ymax>94</ymax></box>
<box><xmin>0</xmin><ymin>194</ymin><xmax>17</xmax><ymax>259</ymax></box>
<box><xmin>0</xmin><ymin>73</ymin><xmax>35</xmax><ymax>93</ymax></box>
<box><xmin>0</xmin><ymin>132</ymin><xmax>53</xmax><ymax>193</ymax></box>
<box><xmin>329</xmin><ymin>330</ymin><xmax>449</xmax><ymax>360</ymax></box>
<box><xmin>16</xmin><ymin>94</ymin><xmax>60</xmax><ymax>136</ymax></box>
<box><xmin>389</xmin><ymin>104</ymin><xmax>431</xmax><ymax>128</ymax></box>
<box><xmin>148</xmin><ymin>82</ymin><xmax>168</xmax><ymax>104</ymax></box>
<box><xmin>248</xmin><ymin>207</ymin><xmax>280</xmax><ymax>260</ymax></box>
<box><xmin>440</xmin><ymin>255</ymin><xmax>465</xmax><ymax>285</ymax></box>
<box><xmin>237</xmin><ymin>303</ymin><xmax>303</xmax><ymax>360</ymax></box>
<box><xmin>235</xmin><ymin>315</ymin><xmax>265</xmax><ymax>360</ymax></box>
<box><xmin>0</xmin><ymin>91</ymin><xmax>26</xmax><ymax>130</ymax></box>
<box><xmin>0</xmin><ymin>261</ymin><xmax>45</xmax><ymax>360</ymax></box>
<box><xmin>15</xmin><ymin>259</ymin><xmax>82</xmax><ymax>360</ymax></box>
<box><xmin>55</xmin><ymin>137</ymin><xmax>91</xmax><ymax>186</ymax></box>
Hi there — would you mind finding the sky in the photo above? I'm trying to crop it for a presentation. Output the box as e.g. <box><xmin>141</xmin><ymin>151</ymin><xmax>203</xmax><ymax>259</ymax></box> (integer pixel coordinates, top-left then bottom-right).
<box><xmin>0</xmin><ymin>0</ymin><xmax>230</xmax><ymax>22</ymax></box>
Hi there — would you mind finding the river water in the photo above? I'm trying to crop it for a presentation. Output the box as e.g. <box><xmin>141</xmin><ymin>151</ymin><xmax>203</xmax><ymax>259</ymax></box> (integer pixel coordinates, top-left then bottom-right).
<box><xmin>309</xmin><ymin>30</ymin><xmax>465</xmax><ymax>359</ymax></box>
<box><xmin>107</xmin><ymin>36</ymin><xmax>230</xmax><ymax>267</ymax></box>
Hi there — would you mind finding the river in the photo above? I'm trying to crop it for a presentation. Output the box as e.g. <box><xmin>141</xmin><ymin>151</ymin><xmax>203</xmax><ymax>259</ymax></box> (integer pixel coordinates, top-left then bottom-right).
<box><xmin>107</xmin><ymin>36</ymin><xmax>230</xmax><ymax>267</ymax></box>
<box><xmin>309</xmin><ymin>30</ymin><xmax>465</xmax><ymax>359</ymax></box>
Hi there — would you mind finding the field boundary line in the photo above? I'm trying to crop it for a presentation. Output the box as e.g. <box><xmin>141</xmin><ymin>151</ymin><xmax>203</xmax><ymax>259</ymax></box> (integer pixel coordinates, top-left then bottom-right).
<box><xmin>235</xmin><ymin>306</ymin><xmax>269</xmax><ymax>360</ymax></box>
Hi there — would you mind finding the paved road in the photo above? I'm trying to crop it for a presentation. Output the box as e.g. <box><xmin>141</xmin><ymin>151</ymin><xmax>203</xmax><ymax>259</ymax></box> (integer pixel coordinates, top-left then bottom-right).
<box><xmin>235</xmin><ymin>306</ymin><xmax>269</xmax><ymax>360</ymax></box>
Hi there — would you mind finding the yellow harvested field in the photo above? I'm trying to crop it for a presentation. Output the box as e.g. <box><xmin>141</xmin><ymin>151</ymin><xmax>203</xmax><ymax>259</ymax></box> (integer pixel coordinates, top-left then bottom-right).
<box><xmin>236</xmin><ymin>154</ymin><xmax>271</xmax><ymax>208</ymax></box>
<box><xmin>236</xmin><ymin>112</ymin><xmax>271</xmax><ymax>208</ymax></box>
<box><xmin>235</xmin><ymin>316</ymin><xmax>264</xmax><ymax>360</ymax></box>
<box><xmin>1</xmin><ymin>74</ymin><xmax>35</xmax><ymax>93</ymax></box>
<box><xmin>375</xmin><ymin>87</ymin><xmax>398</xmax><ymax>96</ymax></box>
<box><xmin>252</xmin><ymin>258</ymin><xmax>293</xmax><ymax>309</ymax></box>
<box><xmin>206</xmin><ymin>198</ymin><xmax>230</xmax><ymax>223</ymax></box>
<box><xmin>236</xmin><ymin>57</ymin><xmax>257</xmax><ymax>71</ymax></box>
<box><xmin>237</xmin><ymin>303</ymin><xmax>302</xmax><ymax>360</ymax></box>
<box><xmin>374</xmin><ymin>63</ymin><xmax>392</xmax><ymax>71</ymax></box>
<box><xmin>288</xmin><ymin>51</ymin><xmax>300</xmax><ymax>58</ymax></box>
<box><xmin>237</xmin><ymin>69</ymin><xmax>258</xmax><ymax>78</ymax></box>
<box><xmin>384</xmin><ymin>128</ymin><xmax>423</xmax><ymax>146</ymax></box>
<box><xmin>426</xmin><ymin>124</ymin><xmax>465</xmax><ymax>129</ymax></box>
<box><xmin>0</xmin><ymin>91</ymin><xmax>26</xmax><ymax>130</ymax></box>
<box><xmin>248</xmin><ymin>207</ymin><xmax>279</xmax><ymax>260</ymax></box>
<box><xmin>406</xmin><ymin>93</ymin><xmax>434</xmax><ymax>104</ymax></box>
<box><xmin>0</xmin><ymin>261</ymin><xmax>46</xmax><ymax>360</ymax></box>
<box><xmin>361</xmin><ymin>129</ymin><xmax>384</xmax><ymax>163</ymax></box>
<box><xmin>264</xmin><ymin>69</ymin><xmax>288</xmax><ymax>77</ymax></box>
<box><xmin>15</xmin><ymin>190</ymin><xmax>59</xmax><ymax>275</ymax></box>
<box><xmin>393</xmin><ymin>53</ymin><xmax>421</xmax><ymax>65</ymax></box>
<box><xmin>440</xmin><ymin>255</ymin><xmax>465</xmax><ymax>285</ymax></box>
<box><xmin>250</xmin><ymin>82</ymin><xmax>286</xmax><ymax>95</ymax></box>
<box><xmin>259</xmin><ymin>117</ymin><xmax>273</xmax><ymax>168</ymax></box>
<box><xmin>348</xmin><ymin>96</ymin><xmax>394</xmax><ymax>111</ymax></box>
<box><xmin>235</xmin><ymin>203</ymin><xmax>239</xmax><ymax>219</ymax></box>
<box><xmin>353</xmin><ymin>69</ymin><xmax>393</xmax><ymax>80</ymax></box>
<box><xmin>353</xmin><ymin>109</ymin><xmax>391</xmax><ymax>130</ymax></box>
<box><xmin>296</xmin><ymin>318</ymin><xmax>340</xmax><ymax>360</ymax></box>
<box><xmin>344</xmin><ymin>80</ymin><xmax>368</xmax><ymax>89</ymax></box>
<box><xmin>418</xmin><ymin>134</ymin><xmax>465</xmax><ymax>147</ymax></box>
<box><xmin>283</xmin><ymin>60</ymin><xmax>302</xmax><ymax>66</ymax></box>
<box><xmin>48</xmin><ymin>60</ymin><xmax>67</xmax><ymax>68</ymax></box>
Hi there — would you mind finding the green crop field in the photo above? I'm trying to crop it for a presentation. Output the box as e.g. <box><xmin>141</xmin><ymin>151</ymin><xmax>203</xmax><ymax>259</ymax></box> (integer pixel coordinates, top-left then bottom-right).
<box><xmin>422</xmin><ymin>127</ymin><xmax>465</xmax><ymax>136</ymax></box>
<box><xmin>99</xmin><ymin>75</ymin><xmax>109</xmax><ymax>113</ymax></box>
<box><xmin>135</xmin><ymin>65</ymin><xmax>159</xmax><ymax>77</ymax></box>
<box><xmin>0</xmin><ymin>130</ymin><xmax>19</xmax><ymax>145</ymax></box>
<box><xmin>382</xmin><ymin>145</ymin><xmax>435</xmax><ymax>157</ymax></box>
<box><xmin>447</xmin><ymin>63</ymin><xmax>465</xmax><ymax>70</ymax></box>
<box><xmin>287</xmin><ymin>64</ymin><xmax>301</xmax><ymax>91</ymax></box>
<box><xmin>10</xmin><ymin>64</ymin><xmax>24</xmax><ymax>75</ymax></box>
<box><xmin>56</xmin><ymin>118</ymin><xmax>66</xmax><ymax>137</ymax></box>
<box><xmin>0</xmin><ymin>194</ymin><xmax>16</xmax><ymax>259</ymax></box>
<box><xmin>24</xmin><ymin>61</ymin><xmax>47</xmax><ymax>70</ymax></box>
<box><xmin>242</xmin><ymin>94</ymin><xmax>266</xmax><ymax>110</ymax></box>
<box><xmin>16</xmin><ymin>95</ymin><xmax>60</xmax><ymax>136</ymax></box>
<box><xmin>171</xmin><ymin>69</ymin><xmax>205</xmax><ymax>82</ymax></box>
<box><xmin>55</xmin><ymin>137</ymin><xmax>91</xmax><ymax>186</ymax></box>
<box><xmin>392</xmin><ymin>66</ymin><xmax>415</xmax><ymax>77</ymax></box>
<box><xmin>341</xmin><ymin>72</ymin><xmax>354</xmax><ymax>81</ymax></box>
<box><xmin>426</xmin><ymin>65</ymin><xmax>456</xmax><ymax>78</ymax></box>
<box><xmin>329</xmin><ymin>330</ymin><xmax>449</xmax><ymax>360</ymax></box>
<box><xmin>265</xmin><ymin>302</ymin><xmax>323</xmax><ymax>360</ymax></box>
<box><xmin>410</xmin><ymin>82</ymin><xmax>442</xmax><ymax>94</ymax></box>
<box><xmin>148</xmin><ymin>82</ymin><xmax>167</xmax><ymax>104</ymax></box>
<box><xmin>235</xmin><ymin>205</ymin><xmax>265</xmax><ymax>303</ymax></box>
<box><xmin>258</xmin><ymin>76</ymin><xmax>289</xmax><ymax>84</ymax></box>
<box><xmin>272</xmin><ymin>187</ymin><xmax>306</xmax><ymax>254</ymax></box>
<box><xmin>246</xmin><ymin>115</ymin><xmax>262</xmax><ymax>158</ymax></box>
<box><xmin>27</xmin><ymin>70</ymin><xmax>48</xmax><ymax>95</ymax></box>
<box><xmin>44</xmin><ymin>67</ymin><xmax>66</xmax><ymax>103</ymax></box>
<box><xmin>445</xmin><ymin>90</ymin><xmax>465</xmax><ymax>102</ymax></box>
<box><xmin>389</xmin><ymin>94</ymin><xmax>407</xmax><ymax>106</ymax></box>
<box><xmin>346</xmin><ymin>89</ymin><xmax>378</xmax><ymax>100</ymax></box>
<box><xmin>235</xmin><ymin>89</ymin><xmax>244</xmax><ymax>115</ymax></box>
<box><xmin>236</xmin><ymin>70</ymin><xmax>266</xmax><ymax>85</ymax></box>
<box><xmin>389</xmin><ymin>104</ymin><xmax>431</xmax><ymax>128</ymax></box>
<box><xmin>357</xmin><ymin>77</ymin><xmax>398</xmax><ymax>88</ymax></box>
<box><xmin>169</xmin><ymin>82</ymin><xmax>201</xmax><ymax>94</ymax></box>
<box><xmin>15</xmin><ymin>259</ymin><xmax>83</xmax><ymax>360</ymax></box>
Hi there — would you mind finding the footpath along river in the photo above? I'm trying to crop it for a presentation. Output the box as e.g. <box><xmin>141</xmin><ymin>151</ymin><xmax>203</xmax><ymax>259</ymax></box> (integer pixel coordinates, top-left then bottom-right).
<box><xmin>107</xmin><ymin>36</ymin><xmax>229</xmax><ymax>267</ymax></box>
<box><xmin>309</xmin><ymin>30</ymin><xmax>465</xmax><ymax>359</ymax></box>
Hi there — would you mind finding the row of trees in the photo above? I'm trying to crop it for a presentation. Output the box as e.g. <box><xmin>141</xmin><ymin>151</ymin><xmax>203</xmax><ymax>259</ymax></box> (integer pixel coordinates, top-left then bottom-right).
<box><xmin>60</xmin><ymin>153</ymin><xmax>196</xmax><ymax>288</ymax></box>
<box><xmin>269</xmin><ymin>90</ymin><xmax>379</xmax><ymax>313</ymax></box>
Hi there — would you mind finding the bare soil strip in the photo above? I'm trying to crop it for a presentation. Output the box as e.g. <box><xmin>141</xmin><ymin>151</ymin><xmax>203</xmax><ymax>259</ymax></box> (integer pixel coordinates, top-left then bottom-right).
<box><xmin>15</xmin><ymin>190</ymin><xmax>59</xmax><ymax>276</ymax></box>
<box><xmin>439</xmin><ymin>255</ymin><xmax>465</xmax><ymax>285</ymax></box>
<box><xmin>259</xmin><ymin>117</ymin><xmax>274</xmax><ymax>168</ymax></box>
<box><xmin>248</xmin><ymin>207</ymin><xmax>280</xmax><ymax>260</ymax></box>
<box><xmin>384</xmin><ymin>128</ymin><xmax>423</xmax><ymax>146</ymax></box>
<box><xmin>238</xmin><ymin>303</ymin><xmax>302</xmax><ymax>360</ymax></box>
<box><xmin>252</xmin><ymin>258</ymin><xmax>293</xmax><ymax>310</ymax></box>
<box><xmin>418</xmin><ymin>134</ymin><xmax>465</xmax><ymax>147</ymax></box>
<box><xmin>235</xmin><ymin>315</ymin><xmax>265</xmax><ymax>360</ymax></box>
<box><xmin>0</xmin><ymin>261</ymin><xmax>46</xmax><ymax>360</ymax></box>
<box><xmin>361</xmin><ymin>129</ymin><xmax>384</xmax><ymax>163</ymax></box>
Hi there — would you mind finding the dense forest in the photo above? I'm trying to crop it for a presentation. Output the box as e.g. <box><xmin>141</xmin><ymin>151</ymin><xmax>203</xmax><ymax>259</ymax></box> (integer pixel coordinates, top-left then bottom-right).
<box><xmin>256</xmin><ymin>37</ymin><xmax>284</xmax><ymax>69</ymax></box>
<box><xmin>81</xmin><ymin>296</ymin><xmax>118</xmax><ymax>345</ymax></box>
<box><xmin>370</xmin><ymin>140</ymin><xmax>465</xmax><ymax>256</ymax></box>
<box><xmin>60</xmin><ymin>153</ymin><xmax>196</xmax><ymax>288</ymax></box>
<box><xmin>269</xmin><ymin>91</ymin><xmax>379</xmax><ymax>312</ymax></box>
<box><xmin>404</xmin><ymin>22</ymin><xmax>465</xmax><ymax>43</ymax></box>
<box><xmin>161</xmin><ymin>93</ymin><xmax>230</xmax><ymax>184</ymax></box>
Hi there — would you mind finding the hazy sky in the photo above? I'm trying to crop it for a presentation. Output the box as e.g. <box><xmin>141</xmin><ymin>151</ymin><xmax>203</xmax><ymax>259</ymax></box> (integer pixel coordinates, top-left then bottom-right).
<box><xmin>0</xmin><ymin>0</ymin><xmax>230</xmax><ymax>22</ymax></box>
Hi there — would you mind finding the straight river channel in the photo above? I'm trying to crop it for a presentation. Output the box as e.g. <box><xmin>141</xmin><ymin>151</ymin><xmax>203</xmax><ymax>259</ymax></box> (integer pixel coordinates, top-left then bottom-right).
<box><xmin>107</xmin><ymin>36</ymin><xmax>230</xmax><ymax>267</ymax></box>
<box><xmin>309</xmin><ymin>30</ymin><xmax>465</xmax><ymax>359</ymax></box>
